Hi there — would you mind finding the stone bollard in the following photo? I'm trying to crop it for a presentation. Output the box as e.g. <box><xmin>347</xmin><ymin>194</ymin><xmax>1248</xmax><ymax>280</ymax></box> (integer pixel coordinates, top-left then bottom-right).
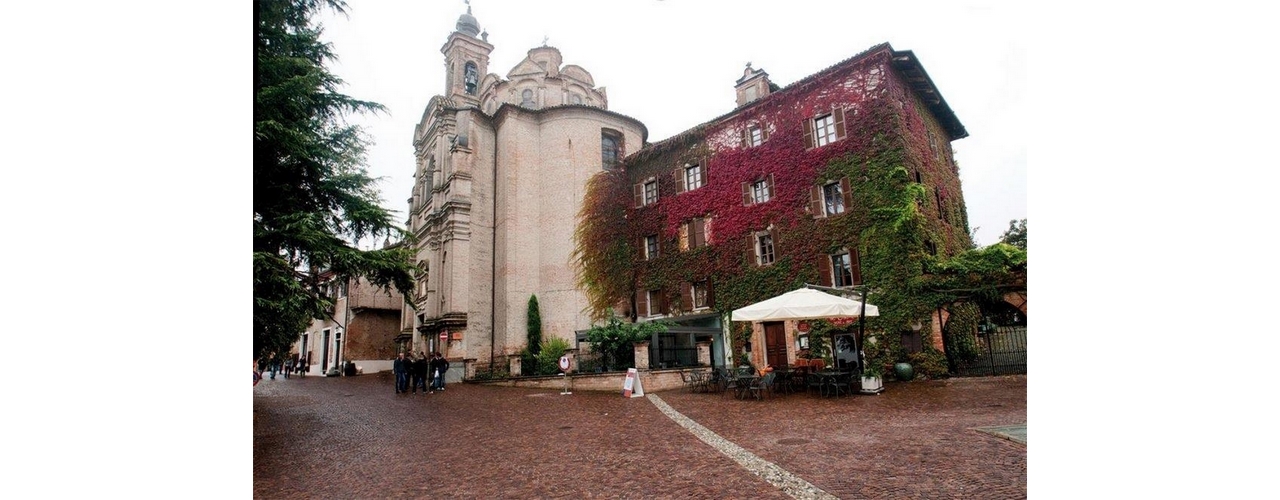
<box><xmin>509</xmin><ymin>354</ymin><xmax>523</xmax><ymax>377</ymax></box>
<box><xmin>633</xmin><ymin>341</ymin><xmax>650</xmax><ymax>371</ymax></box>
<box><xmin>696</xmin><ymin>341</ymin><xmax>712</xmax><ymax>367</ymax></box>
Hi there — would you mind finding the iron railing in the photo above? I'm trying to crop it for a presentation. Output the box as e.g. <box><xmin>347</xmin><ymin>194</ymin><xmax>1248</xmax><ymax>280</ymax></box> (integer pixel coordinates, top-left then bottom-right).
<box><xmin>956</xmin><ymin>325</ymin><xmax>1026</xmax><ymax>376</ymax></box>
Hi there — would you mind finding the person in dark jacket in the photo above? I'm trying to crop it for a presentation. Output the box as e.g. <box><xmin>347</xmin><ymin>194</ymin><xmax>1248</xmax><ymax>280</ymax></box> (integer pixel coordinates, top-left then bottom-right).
<box><xmin>411</xmin><ymin>352</ymin><xmax>429</xmax><ymax>394</ymax></box>
<box><xmin>430</xmin><ymin>352</ymin><xmax>448</xmax><ymax>392</ymax></box>
<box><xmin>393</xmin><ymin>352</ymin><xmax>409</xmax><ymax>393</ymax></box>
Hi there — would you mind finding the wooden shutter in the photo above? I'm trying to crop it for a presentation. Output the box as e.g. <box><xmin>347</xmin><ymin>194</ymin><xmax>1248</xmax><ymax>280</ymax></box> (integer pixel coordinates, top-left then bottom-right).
<box><xmin>637</xmin><ymin>289</ymin><xmax>649</xmax><ymax>317</ymax></box>
<box><xmin>742</xmin><ymin>182</ymin><xmax>752</xmax><ymax>205</ymax></box>
<box><xmin>698</xmin><ymin>157</ymin><xmax>707</xmax><ymax>186</ymax></box>
<box><xmin>680</xmin><ymin>282</ymin><xmax>693</xmax><ymax>312</ymax></box>
<box><xmin>706</xmin><ymin>280</ymin><xmax>715</xmax><ymax>308</ymax></box>
<box><xmin>818</xmin><ymin>254</ymin><xmax>833</xmax><ymax>287</ymax></box>
<box><xmin>833</xmin><ymin>107</ymin><xmax>847</xmax><ymax>140</ymax></box>
<box><xmin>766</xmin><ymin>174</ymin><xmax>776</xmax><ymax>201</ymax></box>
<box><xmin>692</xmin><ymin>217</ymin><xmax>706</xmax><ymax>248</ymax></box>
<box><xmin>802</xmin><ymin>118</ymin><xmax>815</xmax><ymax>149</ymax></box>
<box><xmin>653</xmin><ymin>291</ymin><xmax>668</xmax><ymax>315</ymax></box>
<box><xmin>741</xmin><ymin>128</ymin><xmax>750</xmax><ymax>148</ymax></box>
<box><xmin>809</xmin><ymin>186</ymin><xmax>824</xmax><ymax>217</ymax></box>
<box><xmin>704</xmin><ymin>217</ymin><xmax>713</xmax><ymax>245</ymax></box>
<box><xmin>761</xmin><ymin>124</ymin><xmax>769</xmax><ymax>142</ymax></box>
<box><xmin>840</xmin><ymin>177</ymin><xmax>853</xmax><ymax>213</ymax></box>
<box><xmin>746</xmin><ymin>234</ymin><xmax>757</xmax><ymax>265</ymax></box>
<box><xmin>850</xmin><ymin>249</ymin><xmax>863</xmax><ymax>285</ymax></box>
<box><xmin>634</xmin><ymin>183</ymin><xmax>644</xmax><ymax>207</ymax></box>
<box><xmin>636</xmin><ymin>237</ymin><xmax>644</xmax><ymax>260</ymax></box>
<box><xmin>674</xmin><ymin>167</ymin><xmax>686</xmax><ymax>194</ymax></box>
<box><xmin>935</xmin><ymin>187</ymin><xmax>944</xmax><ymax>219</ymax></box>
<box><xmin>679</xmin><ymin>223</ymin><xmax>690</xmax><ymax>251</ymax></box>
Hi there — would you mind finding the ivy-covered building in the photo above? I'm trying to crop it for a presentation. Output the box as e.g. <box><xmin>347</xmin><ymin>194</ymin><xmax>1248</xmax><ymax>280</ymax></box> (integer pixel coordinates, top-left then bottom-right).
<box><xmin>576</xmin><ymin>43</ymin><xmax>973</xmax><ymax>372</ymax></box>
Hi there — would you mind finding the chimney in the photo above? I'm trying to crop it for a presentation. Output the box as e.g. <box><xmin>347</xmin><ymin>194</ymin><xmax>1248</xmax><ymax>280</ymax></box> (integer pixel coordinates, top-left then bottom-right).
<box><xmin>735</xmin><ymin>63</ymin><xmax>772</xmax><ymax>107</ymax></box>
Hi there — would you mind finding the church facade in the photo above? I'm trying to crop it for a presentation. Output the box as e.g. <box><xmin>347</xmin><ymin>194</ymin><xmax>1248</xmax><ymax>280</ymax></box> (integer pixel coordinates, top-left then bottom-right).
<box><xmin>402</xmin><ymin>8</ymin><xmax>646</xmax><ymax>368</ymax></box>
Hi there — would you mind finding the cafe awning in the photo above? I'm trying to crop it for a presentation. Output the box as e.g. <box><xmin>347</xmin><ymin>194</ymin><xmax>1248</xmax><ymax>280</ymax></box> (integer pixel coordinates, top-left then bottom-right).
<box><xmin>730</xmin><ymin>288</ymin><xmax>879</xmax><ymax>322</ymax></box>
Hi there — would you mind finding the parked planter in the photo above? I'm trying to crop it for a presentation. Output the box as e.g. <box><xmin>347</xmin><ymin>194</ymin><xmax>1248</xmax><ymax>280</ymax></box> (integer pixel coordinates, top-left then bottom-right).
<box><xmin>859</xmin><ymin>376</ymin><xmax>884</xmax><ymax>394</ymax></box>
<box><xmin>893</xmin><ymin>362</ymin><xmax>915</xmax><ymax>381</ymax></box>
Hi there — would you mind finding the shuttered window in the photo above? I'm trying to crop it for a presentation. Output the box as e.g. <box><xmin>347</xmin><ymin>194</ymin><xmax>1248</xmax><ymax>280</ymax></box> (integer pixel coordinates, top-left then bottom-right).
<box><xmin>806</xmin><ymin>108</ymin><xmax>846</xmax><ymax>149</ymax></box>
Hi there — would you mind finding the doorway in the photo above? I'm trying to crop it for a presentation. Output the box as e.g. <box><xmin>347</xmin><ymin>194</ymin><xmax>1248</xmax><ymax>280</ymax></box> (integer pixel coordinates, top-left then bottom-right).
<box><xmin>763</xmin><ymin>321</ymin><xmax>787</xmax><ymax>369</ymax></box>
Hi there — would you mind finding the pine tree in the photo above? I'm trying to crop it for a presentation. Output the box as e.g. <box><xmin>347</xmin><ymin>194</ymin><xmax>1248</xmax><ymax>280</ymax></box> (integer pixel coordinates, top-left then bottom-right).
<box><xmin>254</xmin><ymin>0</ymin><xmax>413</xmax><ymax>361</ymax></box>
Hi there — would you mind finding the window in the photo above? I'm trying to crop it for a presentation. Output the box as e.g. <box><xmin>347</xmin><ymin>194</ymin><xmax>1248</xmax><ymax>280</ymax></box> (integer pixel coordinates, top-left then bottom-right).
<box><xmin>823</xmin><ymin>182</ymin><xmax>845</xmax><ymax>215</ymax></box>
<box><xmin>692</xmin><ymin>281</ymin><xmax>710</xmax><ymax>309</ymax></box>
<box><xmin>742</xmin><ymin>174</ymin><xmax>774</xmax><ymax>205</ymax></box>
<box><xmin>570</xmin><ymin>93</ymin><xmax>583</xmax><ymax>105</ymax></box>
<box><xmin>633</xmin><ymin>177</ymin><xmax>658</xmax><ymax>207</ymax></box>
<box><xmin>644</xmin><ymin>180</ymin><xmax>659</xmax><ymax>205</ymax></box>
<box><xmin>802</xmin><ymin>108</ymin><xmax>846</xmax><ymax>149</ymax></box>
<box><xmin>637</xmin><ymin>289</ymin><xmax>667</xmax><ymax>317</ymax></box>
<box><xmin>521</xmin><ymin>89</ymin><xmax>536</xmax><ymax>108</ymax></box>
<box><xmin>602</xmin><ymin>131</ymin><xmax>622</xmax><ymax>169</ymax></box>
<box><xmin>755</xmin><ymin>232</ymin><xmax>775</xmax><ymax>266</ymax></box>
<box><xmin>935</xmin><ymin>187</ymin><xmax>949</xmax><ymax>223</ymax></box>
<box><xmin>814</xmin><ymin>114</ymin><xmax>837</xmax><ymax>147</ymax></box>
<box><xmin>684</xmin><ymin>163</ymin><xmax>703</xmax><ymax>191</ymax></box>
<box><xmin>741</xmin><ymin>123</ymin><xmax>768</xmax><ymax>147</ymax></box>
<box><xmin>680</xmin><ymin>217</ymin><xmax>709</xmax><ymax>251</ymax></box>
<box><xmin>810</xmin><ymin>177</ymin><xmax>851</xmax><ymax>217</ymax></box>
<box><xmin>830</xmin><ymin>250</ymin><xmax>863</xmax><ymax>287</ymax></box>
<box><xmin>644</xmin><ymin>235</ymin><xmax>659</xmax><ymax>260</ymax></box>
<box><xmin>464</xmin><ymin>62</ymin><xmax>478</xmax><ymax>95</ymax></box>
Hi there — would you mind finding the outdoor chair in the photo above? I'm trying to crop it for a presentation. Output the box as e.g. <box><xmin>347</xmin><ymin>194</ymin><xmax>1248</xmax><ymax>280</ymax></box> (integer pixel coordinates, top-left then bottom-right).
<box><xmin>680</xmin><ymin>370</ymin><xmax>693</xmax><ymax>392</ymax></box>
<box><xmin>719</xmin><ymin>368</ymin><xmax>738</xmax><ymax>398</ymax></box>
<box><xmin>829</xmin><ymin>371</ymin><xmax>853</xmax><ymax>398</ymax></box>
<box><xmin>746</xmin><ymin>372</ymin><xmax>776</xmax><ymax>400</ymax></box>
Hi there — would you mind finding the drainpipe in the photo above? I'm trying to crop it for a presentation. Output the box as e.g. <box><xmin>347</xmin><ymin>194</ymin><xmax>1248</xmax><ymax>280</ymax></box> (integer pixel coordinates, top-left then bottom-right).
<box><xmin>490</xmin><ymin>109</ymin><xmax>499</xmax><ymax>369</ymax></box>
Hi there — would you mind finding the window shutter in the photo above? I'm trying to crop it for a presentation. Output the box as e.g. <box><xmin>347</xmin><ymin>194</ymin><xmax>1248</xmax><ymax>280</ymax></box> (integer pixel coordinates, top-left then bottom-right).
<box><xmin>802</xmin><ymin>118</ymin><xmax>815</xmax><ymax>149</ymax></box>
<box><xmin>769</xmin><ymin>228</ymin><xmax>778</xmax><ymax>257</ymax></box>
<box><xmin>741</xmin><ymin>128</ymin><xmax>750</xmax><ymax>148</ymax></box>
<box><xmin>809</xmin><ymin>186</ymin><xmax>824</xmax><ymax>217</ymax></box>
<box><xmin>680</xmin><ymin>282</ymin><xmax>693</xmax><ymax>312</ymax></box>
<box><xmin>746</xmin><ymin>235</ymin><xmax>756</xmax><ymax>265</ymax></box>
<box><xmin>840</xmin><ymin>177</ymin><xmax>853</xmax><ymax>213</ymax></box>
<box><xmin>766</xmin><ymin>174</ymin><xmax>776</xmax><ymax>201</ymax></box>
<box><xmin>616</xmin><ymin>297</ymin><xmax>632</xmax><ymax>318</ymax></box>
<box><xmin>654</xmin><ymin>292</ymin><xmax>668</xmax><ymax>315</ymax></box>
<box><xmin>679</xmin><ymin>223</ymin><xmax>690</xmax><ymax>251</ymax></box>
<box><xmin>706</xmin><ymin>281</ymin><xmax>715</xmax><ymax>308</ymax></box>
<box><xmin>818</xmin><ymin>254</ymin><xmax>833</xmax><ymax>287</ymax></box>
<box><xmin>742</xmin><ymin>182</ymin><xmax>752</xmax><ymax>205</ymax></box>
<box><xmin>704</xmin><ymin>217</ymin><xmax>713</xmax><ymax>245</ymax></box>
<box><xmin>693</xmin><ymin>217</ymin><xmax>706</xmax><ymax>248</ymax></box>
<box><xmin>698</xmin><ymin>157</ymin><xmax>707</xmax><ymax>186</ymax></box>
<box><xmin>851</xmin><ymin>249</ymin><xmax>863</xmax><ymax>285</ymax></box>
<box><xmin>637</xmin><ymin>289</ymin><xmax>649</xmax><ymax>317</ymax></box>
<box><xmin>636</xmin><ymin>237</ymin><xmax>644</xmax><ymax>260</ymax></box>
<box><xmin>761</xmin><ymin>124</ymin><xmax>769</xmax><ymax>142</ymax></box>
<box><xmin>674</xmin><ymin>167</ymin><xmax>685</xmax><ymax>194</ymax></box>
<box><xmin>634</xmin><ymin>183</ymin><xmax>644</xmax><ymax>207</ymax></box>
<box><xmin>833</xmin><ymin>107</ymin><xmax>847</xmax><ymax>140</ymax></box>
<box><xmin>935</xmin><ymin>187</ymin><xmax>944</xmax><ymax>219</ymax></box>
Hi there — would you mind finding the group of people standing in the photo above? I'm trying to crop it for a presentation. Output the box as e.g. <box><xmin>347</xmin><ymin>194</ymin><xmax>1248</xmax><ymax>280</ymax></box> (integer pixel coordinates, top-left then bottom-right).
<box><xmin>393</xmin><ymin>351</ymin><xmax>448</xmax><ymax>394</ymax></box>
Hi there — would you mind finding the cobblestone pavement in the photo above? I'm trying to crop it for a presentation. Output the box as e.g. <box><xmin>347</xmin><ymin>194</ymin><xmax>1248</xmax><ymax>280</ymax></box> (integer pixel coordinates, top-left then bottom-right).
<box><xmin>254</xmin><ymin>373</ymin><xmax>1025</xmax><ymax>499</ymax></box>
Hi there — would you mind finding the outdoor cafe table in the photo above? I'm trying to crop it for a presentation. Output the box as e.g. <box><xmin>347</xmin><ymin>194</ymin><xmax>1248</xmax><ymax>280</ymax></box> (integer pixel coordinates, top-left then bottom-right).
<box><xmin>813</xmin><ymin>370</ymin><xmax>852</xmax><ymax>397</ymax></box>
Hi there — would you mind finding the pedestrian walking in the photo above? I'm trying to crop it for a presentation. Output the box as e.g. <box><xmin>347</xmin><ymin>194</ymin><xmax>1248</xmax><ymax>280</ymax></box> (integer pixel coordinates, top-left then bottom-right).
<box><xmin>284</xmin><ymin>357</ymin><xmax>293</xmax><ymax>379</ymax></box>
<box><xmin>412</xmin><ymin>352</ymin><xmax>429</xmax><ymax>394</ymax></box>
<box><xmin>393</xmin><ymin>352</ymin><xmax>409</xmax><ymax>393</ymax></box>
<box><xmin>430</xmin><ymin>352</ymin><xmax>448</xmax><ymax>391</ymax></box>
<box><xmin>297</xmin><ymin>355</ymin><xmax>307</xmax><ymax>377</ymax></box>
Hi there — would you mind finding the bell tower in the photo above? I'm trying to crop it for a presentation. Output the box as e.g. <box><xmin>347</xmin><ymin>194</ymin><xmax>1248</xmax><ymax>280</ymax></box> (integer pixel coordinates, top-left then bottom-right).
<box><xmin>441</xmin><ymin>2</ymin><xmax>493</xmax><ymax>105</ymax></box>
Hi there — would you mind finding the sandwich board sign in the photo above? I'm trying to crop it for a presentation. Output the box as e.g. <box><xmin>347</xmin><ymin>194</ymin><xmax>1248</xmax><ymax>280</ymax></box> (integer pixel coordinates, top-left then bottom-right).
<box><xmin>622</xmin><ymin>368</ymin><xmax>645</xmax><ymax>398</ymax></box>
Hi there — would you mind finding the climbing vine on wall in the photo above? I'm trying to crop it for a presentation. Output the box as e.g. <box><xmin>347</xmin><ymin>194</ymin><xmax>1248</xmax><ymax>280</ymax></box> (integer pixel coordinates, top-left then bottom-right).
<box><xmin>574</xmin><ymin>45</ymin><xmax>1024</xmax><ymax>376</ymax></box>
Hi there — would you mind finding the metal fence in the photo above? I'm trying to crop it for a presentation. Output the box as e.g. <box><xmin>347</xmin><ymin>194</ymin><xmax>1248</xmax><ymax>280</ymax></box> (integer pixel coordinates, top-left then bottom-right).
<box><xmin>469</xmin><ymin>361</ymin><xmax>510</xmax><ymax>381</ymax></box>
<box><xmin>956</xmin><ymin>325</ymin><xmax>1026</xmax><ymax>376</ymax></box>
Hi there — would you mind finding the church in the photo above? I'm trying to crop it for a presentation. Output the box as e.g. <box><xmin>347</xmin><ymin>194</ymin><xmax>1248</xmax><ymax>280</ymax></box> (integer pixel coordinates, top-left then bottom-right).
<box><xmin>401</xmin><ymin>6</ymin><xmax>646</xmax><ymax>372</ymax></box>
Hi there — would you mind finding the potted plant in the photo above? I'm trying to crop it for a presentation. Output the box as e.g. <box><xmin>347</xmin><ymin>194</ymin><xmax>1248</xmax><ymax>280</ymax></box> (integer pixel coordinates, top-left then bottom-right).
<box><xmin>859</xmin><ymin>362</ymin><xmax>884</xmax><ymax>394</ymax></box>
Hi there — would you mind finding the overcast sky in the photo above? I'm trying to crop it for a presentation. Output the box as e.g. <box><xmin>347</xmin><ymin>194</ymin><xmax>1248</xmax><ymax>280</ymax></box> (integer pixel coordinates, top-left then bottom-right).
<box><xmin>317</xmin><ymin>0</ymin><xmax>1026</xmax><ymax>247</ymax></box>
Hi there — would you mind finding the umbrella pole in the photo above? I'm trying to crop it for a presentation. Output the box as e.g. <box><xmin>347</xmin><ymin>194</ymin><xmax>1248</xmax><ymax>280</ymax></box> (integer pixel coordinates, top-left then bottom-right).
<box><xmin>856</xmin><ymin>290</ymin><xmax>867</xmax><ymax>377</ymax></box>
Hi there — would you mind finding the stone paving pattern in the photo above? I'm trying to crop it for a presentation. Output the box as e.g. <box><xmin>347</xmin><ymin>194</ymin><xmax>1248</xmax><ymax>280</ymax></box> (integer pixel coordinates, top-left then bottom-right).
<box><xmin>254</xmin><ymin>373</ymin><xmax>1025</xmax><ymax>499</ymax></box>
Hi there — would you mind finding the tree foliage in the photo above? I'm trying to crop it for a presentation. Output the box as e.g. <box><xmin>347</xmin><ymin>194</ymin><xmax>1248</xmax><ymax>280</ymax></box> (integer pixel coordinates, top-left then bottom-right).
<box><xmin>254</xmin><ymin>0</ymin><xmax>414</xmax><ymax>361</ymax></box>
<box><xmin>584</xmin><ymin>313</ymin><xmax>669</xmax><ymax>372</ymax></box>
<box><xmin>527</xmin><ymin>295</ymin><xmax>542</xmax><ymax>355</ymax></box>
<box><xmin>999</xmin><ymin>218</ymin><xmax>1027</xmax><ymax>250</ymax></box>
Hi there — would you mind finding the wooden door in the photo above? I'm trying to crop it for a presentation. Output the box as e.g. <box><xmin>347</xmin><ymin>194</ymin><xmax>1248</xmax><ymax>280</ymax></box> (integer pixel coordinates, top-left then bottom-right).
<box><xmin>764</xmin><ymin>321</ymin><xmax>788</xmax><ymax>369</ymax></box>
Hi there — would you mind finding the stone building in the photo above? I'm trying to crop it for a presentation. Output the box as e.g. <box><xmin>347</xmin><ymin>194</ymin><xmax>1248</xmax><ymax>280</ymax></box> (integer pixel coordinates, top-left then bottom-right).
<box><xmin>402</xmin><ymin>7</ymin><xmax>647</xmax><ymax>369</ymax></box>
<box><xmin>296</xmin><ymin>272</ymin><xmax>404</xmax><ymax>376</ymax></box>
<box><xmin>589</xmin><ymin>43</ymin><xmax>974</xmax><ymax>373</ymax></box>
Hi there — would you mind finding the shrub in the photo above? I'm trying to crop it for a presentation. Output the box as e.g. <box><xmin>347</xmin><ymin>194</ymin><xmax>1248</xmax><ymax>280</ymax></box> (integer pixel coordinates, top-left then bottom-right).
<box><xmin>535</xmin><ymin>338</ymin><xmax>572</xmax><ymax>375</ymax></box>
<box><xmin>907</xmin><ymin>349</ymin><xmax>950</xmax><ymax>380</ymax></box>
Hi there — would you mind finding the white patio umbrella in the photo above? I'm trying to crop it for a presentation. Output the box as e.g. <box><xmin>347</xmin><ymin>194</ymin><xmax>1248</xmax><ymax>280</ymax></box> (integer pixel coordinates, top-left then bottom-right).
<box><xmin>730</xmin><ymin>287</ymin><xmax>879</xmax><ymax>322</ymax></box>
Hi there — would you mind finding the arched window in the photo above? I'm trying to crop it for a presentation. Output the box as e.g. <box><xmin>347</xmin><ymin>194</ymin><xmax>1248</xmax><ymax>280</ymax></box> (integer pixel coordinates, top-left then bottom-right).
<box><xmin>520</xmin><ymin>89</ymin><xmax>535</xmax><ymax>108</ymax></box>
<box><xmin>464</xmin><ymin>62</ymin><xmax>479</xmax><ymax>95</ymax></box>
<box><xmin>601</xmin><ymin>130</ymin><xmax>622</xmax><ymax>169</ymax></box>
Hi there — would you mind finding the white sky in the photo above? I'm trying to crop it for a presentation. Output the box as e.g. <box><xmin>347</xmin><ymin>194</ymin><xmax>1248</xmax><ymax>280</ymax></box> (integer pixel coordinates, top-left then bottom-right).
<box><xmin>318</xmin><ymin>0</ymin><xmax>1027</xmax><ymax>247</ymax></box>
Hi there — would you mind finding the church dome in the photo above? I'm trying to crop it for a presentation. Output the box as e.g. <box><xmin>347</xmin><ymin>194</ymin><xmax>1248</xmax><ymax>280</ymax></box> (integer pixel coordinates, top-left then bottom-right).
<box><xmin>455</xmin><ymin>7</ymin><xmax>481</xmax><ymax>37</ymax></box>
